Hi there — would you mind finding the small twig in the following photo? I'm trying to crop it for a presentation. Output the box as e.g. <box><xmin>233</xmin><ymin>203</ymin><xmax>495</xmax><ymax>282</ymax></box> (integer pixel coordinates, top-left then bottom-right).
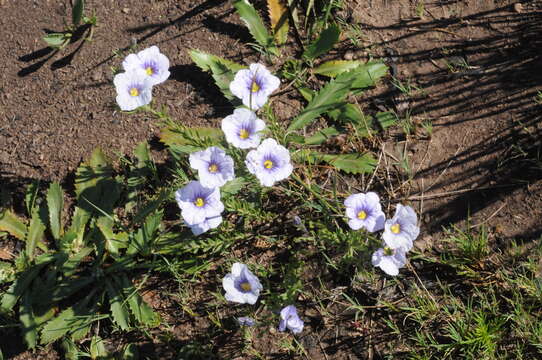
<box><xmin>469</xmin><ymin>202</ymin><xmax>507</xmax><ymax>229</ymax></box>
<box><xmin>402</xmin><ymin>184</ymin><xmax>518</xmax><ymax>201</ymax></box>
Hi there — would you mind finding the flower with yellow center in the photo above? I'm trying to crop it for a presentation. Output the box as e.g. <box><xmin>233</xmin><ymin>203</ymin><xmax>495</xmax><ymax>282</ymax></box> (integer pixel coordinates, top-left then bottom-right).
<box><xmin>391</xmin><ymin>223</ymin><xmax>401</xmax><ymax>234</ymax></box>
<box><xmin>222</xmin><ymin>263</ymin><xmax>263</xmax><ymax>304</ymax></box>
<box><xmin>344</xmin><ymin>192</ymin><xmax>386</xmax><ymax>232</ymax></box>
<box><xmin>239</xmin><ymin>129</ymin><xmax>249</xmax><ymax>139</ymax></box>
<box><xmin>189</xmin><ymin>147</ymin><xmax>235</xmax><ymax>188</ymax></box>
<box><xmin>382</xmin><ymin>204</ymin><xmax>420</xmax><ymax>252</ymax></box>
<box><xmin>145</xmin><ymin>66</ymin><xmax>154</xmax><ymax>76</ymax></box>
<box><xmin>264</xmin><ymin>160</ymin><xmax>273</xmax><ymax>169</ymax></box>
<box><xmin>129</xmin><ymin>87</ymin><xmax>139</xmax><ymax>97</ymax></box>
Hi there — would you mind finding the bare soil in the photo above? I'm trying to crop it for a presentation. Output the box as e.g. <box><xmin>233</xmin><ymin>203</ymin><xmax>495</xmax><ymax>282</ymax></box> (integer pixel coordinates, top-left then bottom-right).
<box><xmin>1</xmin><ymin>0</ymin><xmax>541</xmax><ymax>358</ymax></box>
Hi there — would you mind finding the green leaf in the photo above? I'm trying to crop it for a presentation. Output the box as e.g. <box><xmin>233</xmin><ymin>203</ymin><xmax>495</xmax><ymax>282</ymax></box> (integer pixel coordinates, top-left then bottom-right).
<box><xmin>43</xmin><ymin>33</ymin><xmax>68</xmax><ymax>49</ymax></box>
<box><xmin>122</xmin><ymin>344</ymin><xmax>139</xmax><ymax>360</ymax></box>
<box><xmin>314</xmin><ymin>60</ymin><xmax>363</xmax><ymax>77</ymax></box>
<box><xmin>26</xmin><ymin>207</ymin><xmax>46</xmax><ymax>259</ymax></box>
<box><xmin>189</xmin><ymin>49</ymin><xmax>245</xmax><ymax>101</ymax></box>
<box><xmin>297</xmin><ymin>87</ymin><xmax>314</xmax><ymax>102</ymax></box>
<box><xmin>221</xmin><ymin>177</ymin><xmax>248</xmax><ymax>197</ymax></box>
<box><xmin>106</xmin><ymin>279</ymin><xmax>130</xmax><ymax>330</ymax></box>
<box><xmin>72</xmin><ymin>0</ymin><xmax>84</xmax><ymax>27</ymax></box>
<box><xmin>159</xmin><ymin>125</ymin><xmax>223</xmax><ymax>147</ymax></box>
<box><xmin>20</xmin><ymin>293</ymin><xmax>38</xmax><ymax>349</ymax></box>
<box><xmin>132</xmin><ymin>191</ymin><xmax>169</xmax><ymax>225</ymax></box>
<box><xmin>268</xmin><ymin>0</ymin><xmax>289</xmax><ymax>45</ymax></box>
<box><xmin>90</xmin><ymin>336</ymin><xmax>108</xmax><ymax>359</ymax></box>
<box><xmin>288</xmin><ymin>70</ymin><xmax>356</xmax><ymax>131</ymax></box>
<box><xmin>375</xmin><ymin>111</ymin><xmax>397</xmax><ymax>130</ymax></box>
<box><xmin>0</xmin><ymin>254</ymin><xmax>56</xmax><ymax>312</ymax></box>
<box><xmin>233</xmin><ymin>0</ymin><xmax>277</xmax><ymax>55</ymax></box>
<box><xmin>316</xmin><ymin>153</ymin><xmax>377</xmax><ymax>174</ymax></box>
<box><xmin>119</xmin><ymin>275</ymin><xmax>160</xmax><ymax>327</ymax></box>
<box><xmin>349</xmin><ymin>62</ymin><xmax>388</xmax><ymax>90</ymax></box>
<box><xmin>305</xmin><ymin>127</ymin><xmax>340</xmax><ymax>145</ymax></box>
<box><xmin>303</xmin><ymin>24</ymin><xmax>340</xmax><ymax>60</ymax></box>
<box><xmin>24</xmin><ymin>180</ymin><xmax>40</xmax><ymax>216</ymax></box>
<box><xmin>0</xmin><ymin>210</ymin><xmax>27</xmax><ymax>240</ymax></box>
<box><xmin>46</xmin><ymin>182</ymin><xmax>63</xmax><ymax>241</ymax></box>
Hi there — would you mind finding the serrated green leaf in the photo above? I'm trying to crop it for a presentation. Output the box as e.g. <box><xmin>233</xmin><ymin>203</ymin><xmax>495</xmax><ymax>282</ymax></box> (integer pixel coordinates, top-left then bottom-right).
<box><xmin>233</xmin><ymin>0</ymin><xmax>277</xmax><ymax>55</ymax></box>
<box><xmin>61</xmin><ymin>338</ymin><xmax>80</xmax><ymax>360</ymax></box>
<box><xmin>305</xmin><ymin>127</ymin><xmax>340</xmax><ymax>145</ymax></box>
<box><xmin>90</xmin><ymin>335</ymin><xmax>108</xmax><ymax>359</ymax></box>
<box><xmin>20</xmin><ymin>293</ymin><xmax>38</xmax><ymax>349</ymax></box>
<box><xmin>24</xmin><ymin>180</ymin><xmax>40</xmax><ymax>216</ymax></box>
<box><xmin>297</xmin><ymin>86</ymin><xmax>314</xmax><ymax>102</ymax></box>
<box><xmin>303</xmin><ymin>24</ymin><xmax>340</xmax><ymax>60</ymax></box>
<box><xmin>327</xmin><ymin>103</ymin><xmax>373</xmax><ymax>137</ymax></box>
<box><xmin>72</xmin><ymin>0</ymin><xmax>84</xmax><ymax>26</ymax></box>
<box><xmin>268</xmin><ymin>0</ymin><xmax>289</xmax><ymax>45</ymax></box>
<box><xmin>0</xmin><ymin>210</ymin><xmax>27</xmax><ymax>240</ymax></box>
<box><xmin>314</xmin><ymin>60</ymin><xmax>363</xmax><ymax>77</ymax></box>
<box><xmin>189</xmin><ymin>49</ymin><xmax>245</xmax><ymax>101</ymax></box>
<box><xmin>1</xmin><ymin>254</ymin><xmax>55</xmax><ymax>312</ymax></box>
<box><xmin>349</xmin><ymin>62</ymin><xmax>388</xmax><ymax>91</ymax></box>
<box><xmin>316</xmin><ymin>153</ymin><xmax>377</xmax><ymax>174</ymax></box>
<box><xmin>128</xmin><ymin>211</ymin><xmax>162</xmax><ymax>256</ymax></box>
<box><xmin>106</xmin><ymin>279</ymin><xmax>130</xmax><ymax>330</ymax></box>
<box><xmin>26</xmin><ymin>207</ymin><xmax>46</xmax><ymax>259</ymax></box>
<box><xmin>49</xmin><ymin>277</ymin><xmax>94</xmax><ymax>303</ymax></box>
<box><xmin>119</xmin><ymin>275</ymin><xmax>160</xmax><ymax>327</ymax></box>
<box><xmin>46</xmin><ymin>182</ymin><xmax>63</xmax><ymax>241</ymax></box>
<box><xmin>132</xmin><ymin>191</ymin><xmax>169</xmax><ymax>225</ymax></box>
<box><xmin>288</xmin><ymin>70</ymin><xmax>355</xmax><ymax>131</ymax></box>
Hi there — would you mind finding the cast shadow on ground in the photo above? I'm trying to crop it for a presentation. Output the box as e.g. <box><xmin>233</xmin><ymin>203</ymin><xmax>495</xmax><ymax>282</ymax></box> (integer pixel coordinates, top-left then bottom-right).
<box><xmin>358</xmin><ymin>4</ymin><xmax>542</xmax><ymax>242</ymax></box>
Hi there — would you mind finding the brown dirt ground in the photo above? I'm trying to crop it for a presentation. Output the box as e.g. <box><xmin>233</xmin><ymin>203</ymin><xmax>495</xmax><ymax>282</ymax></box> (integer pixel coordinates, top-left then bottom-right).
<box><xmin>1</xmin><ymin>0</ymin><xmax>541</xmax><ymax>359</ymax></box>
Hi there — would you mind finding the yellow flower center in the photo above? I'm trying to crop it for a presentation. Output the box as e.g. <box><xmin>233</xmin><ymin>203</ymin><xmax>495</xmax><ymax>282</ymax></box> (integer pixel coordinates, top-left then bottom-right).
<box><xmin>239</xmin><ymin>129</ymin><xmax>249</xmax><ymax>139</ymax></box>
<box><xmin>264</xmin><ymin>160</ymin><xmax>273</xmax><ymax>169</ymax></box>
<box><xmin>129</xmin><ymin>87</ymin><xmax>139</xmax><ymax>97</ymax></box>
<box><xmin>357</xmin><ymin>210</ymin><xmax>367</xmax><ymax>220</ymax></box>
<box><xmin>208</xmin><ymin>164</ymin><xmax>218</xmax><ymax>173</ymax></box>
<box><xmin>383</xmin><ymin>246</ymin><xmax>394</xmax><ymax>256</ymax></box>
<box><xmin>194</xmin><ymin>197</ymin><xmax>205</xmax><ymax>207</ymax></box>
<box><xmin>240</xmin><ymin>281</ymin><xmax>251</xmax><ymax>292</ymax></box>
<box><xmin>251</xmin><ymin>80</ymin><xmax>260</xmax><ymax>93</ymax></box>
<box><xmin>391</xmin><ymin>223</ymin><xmax>401</xmax><ymax>234</ymax></box>
<box><xmin>146</xmin><ymin>66</ymin><xmax>153</xmax><ymax>76</ymax></box>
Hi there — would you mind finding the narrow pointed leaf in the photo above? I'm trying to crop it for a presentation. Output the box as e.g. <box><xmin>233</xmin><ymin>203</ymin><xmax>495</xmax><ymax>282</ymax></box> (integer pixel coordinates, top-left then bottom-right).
<box><xmin>350</xmin><ymin>62</ymin><xmax>388</xmax><ymax>90</ymax></box>
<box><xmin>288</xmin><ymin>70</ymin><xmax>355</xmax><ymax>131</ymax></box>
<box><xmin>90</xmin><ymin>336</ymin><xmax>108</xmax><ymax>359</ymax></box>
<box><xmin>305</xmin><ymin>127</ymin><xmax>340</xmax><ymax>145</ymax></box>
<box><xmin>24</xmin><ymin>180</ymin><xmax>40</xmax><ymax>216</ymax></box>
<box><xmin>119</xmin><ymin>275</ymin><xmax>160</xmax><ymax>327</ymax></box>
<box><xmin>303</xmin><ymin>24</ymin><xmax>340</xmax><ymax>60</ymax></box>
<box><xmin>233</xmin><ymin>0</ymin><xmax>277</xmax><ymax>54</ymax></box>
<box><xmin>20</xmin><ymin>293</ymin><xmax>38</xmax><ymax>349</ymax></box>
<box><xmin>268</xmin><ymin>0</ymin><xmax>289</xmax><ymax>45</ymax></box>
<box><xmin>316</xmin><ymin>152</ymin><xmax>377</xmax><ymax>174</ymax></box>
<box><xmin>72</xmin><ymin>0</ymin><xmax>84</xmax><ymax>26</ymax></box>
<box><xmin>0</xmin><ymin>210</ymin><xmax>27</xmax><ymax>240</ymax></box>
<box><xmin>46</xmin><ymin>182</ymin><xmax>63</xmax><ymax>240</ymax></box>
<box><xmin>106</xmin><ymin>279</ymin><xmax>131</xmax><ymax>330</ymax></box>
<box><xmin>26</xmin><ymin>207</ymin><xmax>46</xmax><ymax>259</ymax></box>
<box><xmin>314</xmin><ymin>60</ymin><xmax>363</xmax><ymax>77</ymax></box>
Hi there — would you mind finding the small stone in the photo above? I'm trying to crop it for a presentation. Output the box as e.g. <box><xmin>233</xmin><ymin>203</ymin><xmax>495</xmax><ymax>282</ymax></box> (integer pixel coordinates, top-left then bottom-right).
<box><xmin>344</xmin><ymin>51</ymin><xmax>355</xmax><ymax>60</ymax></box>
<box><xmin>122</xmin><ymin>7</ymin><xmax>130</xmax><ymax>14</ymax></box>
<box><xmin>513</xmin><ymin>3</ymin><xmax>523</xmax><ymax>13</ymax></box>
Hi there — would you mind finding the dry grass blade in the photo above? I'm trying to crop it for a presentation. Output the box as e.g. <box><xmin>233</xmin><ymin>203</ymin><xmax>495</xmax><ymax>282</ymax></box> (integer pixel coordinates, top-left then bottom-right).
<box><xmin>267</xmin><ymin>0</ymin><xmax>289</xmax><ymax>44</ymax></box>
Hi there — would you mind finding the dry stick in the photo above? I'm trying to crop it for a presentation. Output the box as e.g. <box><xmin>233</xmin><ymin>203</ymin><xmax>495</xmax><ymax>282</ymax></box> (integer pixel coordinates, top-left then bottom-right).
<box><xmin>365</xmin><ymin>146</ymin><xmax>384</xmax><ymax>192</ymax></box>
<box><xmin>403</xmin><ymin>184</ymin><xmax>518</xmax><ymax>201</ymax></box>
<box><xmin>469</xmin><ymin>202</ymin><xmax>507</xmax><ymax>229</ymax></box>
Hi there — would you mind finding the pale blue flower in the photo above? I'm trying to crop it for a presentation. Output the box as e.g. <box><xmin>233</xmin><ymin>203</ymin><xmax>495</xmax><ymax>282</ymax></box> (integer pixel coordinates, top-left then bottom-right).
<box><xmin>113</xmin><ymin>69</ymin><xmax>153</xmax><ymax>111</ymax></box>
<box><xmin>221</xmin><ymin>108</ymin><xmax>266</xmax><ymax>149</ymax></box>
<box><xmin>189</xmin><ymin>215</ymin><xmax>222</xmax><ymax>236</ymax></box>
<box><xmin>122</xmin><ymin>45</ymin><xmax>170</xmax><ymax>85</ymax></box>
<box><xmin>175</xmin><ymin>181</ymin><xmax>224</xmax><ymax>226</ymax></box>
<box><xmin>371</xmin><ymin>246</ymin><xmax>407</xmax><ymax>276</ymax></box>
<box><xmin>382</xmin><ymin>204</ymin><xmax>419</xmax><ymax>251</ymax></box>
<box><xmin>222</xmin><ymin>263</ymin><xmax>263</xmax><ymax>305</ymax></box>
<box><xmin>245</xmin><ymin>139</ymin><xmax>293</xmax><ymax>187</ymax></box>
<box><xmin>189</xmin><ymin>146</ymin><xmax>235</xmax><ymax>188</ymax></box>
<box><xmin>344</xmin><ymin>192</ymin><xmax>385</xmax><ymax>232</ymax></box>
<box><xmin>237</xmin><ymin>316</ymin><xmax>256</xmax><ymax>326</ymax></box>
<box><xmin>278</xmin><ymin>305</ymin><xmax>304</xmax><ymax>334</ymax></box>
<box><xmin>229</xmin><ymin>63</ymin><xmax>280</xmax><ymax>110</ymax></box>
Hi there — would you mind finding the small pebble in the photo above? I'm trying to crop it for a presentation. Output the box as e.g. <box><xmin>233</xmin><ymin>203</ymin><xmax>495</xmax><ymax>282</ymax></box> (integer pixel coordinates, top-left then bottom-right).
<box><xmin>122</xmin><ymin>7</ymin><xmax>130</xmax><ymax>14</ymax></box>
<box><xmin>344</xmin><ymin>51</ymin><xmax>355</xmax><ymax>60</ymax></box>
<box><xmin>514</xmin><ymin>3</ymin><xmax>523</xmax><ymax>13</ymax></box>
